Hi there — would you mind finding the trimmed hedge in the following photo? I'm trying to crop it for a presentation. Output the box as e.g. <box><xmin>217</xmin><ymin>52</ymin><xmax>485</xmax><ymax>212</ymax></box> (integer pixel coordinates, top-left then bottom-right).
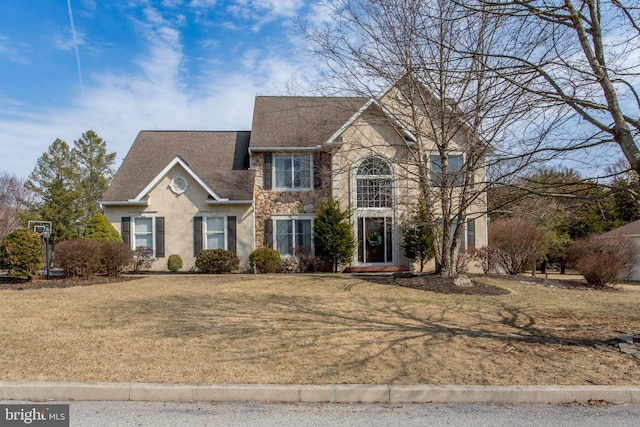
<box><xmin>167</xmin><ymin>254</ymin><xmax>183</xmax><ymax>272</ymax></box>
<box><xmin>0</xmin><ymin>229</ymin><xmax>42</xmax><ymax>279</ymax></box>
<box><xmin>249</xmin><ymin>247</ymin><xmax>281</xmax><ymax>273</ymax></box>
<box><xmin>55</xmin><ymin>239</ymin><xmax>133</xmax><ymax>278</ymax></box>
<box><xmin>195</xmin><ymin>249</ymin><xmax>239</xmax><ymax>273</ymax></box>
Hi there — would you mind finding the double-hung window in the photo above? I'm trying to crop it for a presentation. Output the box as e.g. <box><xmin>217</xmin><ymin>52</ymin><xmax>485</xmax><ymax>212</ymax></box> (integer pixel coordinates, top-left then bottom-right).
<box><xmin>205</xmin><ymin>217</ymin><xmax>225</xmax><ymax>250</ymax></box>
<box><xmin>134</xmin><ymin>217</ymin><xmax>153</xmax><ymax>249</ymax></box>
<box><xmin>430</xmin><ymin>154</ymin><xmax>464</xmax><ymax>187</ymax></box>
<box><xmin>122</xmin><ymin>215</ymin><xmax>164</xmax><ymax>258</ymax></box>
<box><xmin>274</xmin><ymin>154</ymin><xmax>311</xmax><ymax>189</ymax></box>
<box><xmin>275</xmin><ymin>218</ymin><xmax>313</xmax><ymax>256</ymax></box>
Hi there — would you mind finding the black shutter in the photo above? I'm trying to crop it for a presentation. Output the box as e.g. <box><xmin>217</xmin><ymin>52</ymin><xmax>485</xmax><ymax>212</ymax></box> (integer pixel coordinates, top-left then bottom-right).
<box><xmin>264</xmin><ymin>153</ymin><xmax>272</xmax><ymax>189</ymax></box>
<box><xmin>193</xmin><ymin>216</ymin><xmax>203</xmax><ymax>256</ymax></box>
<box><xmin>155</xmin><ymin>217</ymin><xmax>165</xmax><ymax>258</ymax></box>
<box><xmin>228</xmin><ymin>216</ymin><xmax>237</xmax><ymax>253</ymax></box>
<box><xmin>313</xmin><ymin>153</ymin><xmax>323</xmax><ymax>189</ymax></box>
<box><xmin>121</xmin><ymin>217</ymin><xmax>131</xmax><ymax>246</ymax></box>
<box><xmin>264</xmin><ymin>218</ymin><xmax>273</xmax><ymax>248</ymax></box>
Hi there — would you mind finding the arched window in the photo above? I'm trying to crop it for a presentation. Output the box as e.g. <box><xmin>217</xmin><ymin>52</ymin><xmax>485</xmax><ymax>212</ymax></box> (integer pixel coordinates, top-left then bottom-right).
<box><xmin>356</xmin><ymin>157</ymin><xmax>393</xmax><ymax>208</ymax></box>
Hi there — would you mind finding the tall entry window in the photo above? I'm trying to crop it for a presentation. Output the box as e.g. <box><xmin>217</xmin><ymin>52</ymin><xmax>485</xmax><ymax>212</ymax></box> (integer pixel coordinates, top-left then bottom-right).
<box><xmin>356</xmin><ymin>157</ymin><xmax>393</xmax><ymax>208</ymax></box>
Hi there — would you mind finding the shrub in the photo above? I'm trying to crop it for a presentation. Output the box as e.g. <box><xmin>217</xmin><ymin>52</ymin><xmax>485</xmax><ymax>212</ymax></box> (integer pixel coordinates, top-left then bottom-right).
<box><xmin>84</xmin><ymin>213</ymin><xmax>122</xmax><ymax>242</ymax></box>
<box><xmin>99</xmin><ymin>241</ymin><xmax>133</xmax><ymax>277</ymax></box>
<box><xmin>249</xmin><ymin>247</ymin><xmax>281</xmax><ymax>273</ymax></box>
<box><xmin>401</xmin><ymin>202</ymin><xmax>435</xmax><ymax>272</ymax></box>
<box><xmin>195</xmin><ymin>249</ymin><xmax>239</xmax><ymax>273</ymax></box>
<box><xmin>132</xmin><ymin>246</ymin><xmax>155</xmax><ymax>272</ymax></box>
<box><xmin>313</xmin><ymin>199</ymin><xmax>356</xmax><ymax>273</ymax></box>
<box><xmin>293</xmin><ymin>245</ymin><xmax>329</xmax><ymax>272</ymax></box>
<box><xmin>167</xmin><ymin>254</ymin><xmax>183</xmax><ymax>272</ymax></box>
<box><xmin>0</xmin><ymin>229</ymin><xmax>42</xmax><ymax>279</ymax></box>
<box><xmin>489</xmin><ymin>217</ymin><xmax>548</xmax><ymax>274</ymax></box>
<box><xmin>570</xmin><ymin>236</ymin><xmax>637</xmax><ymax>286</ymax></box>
<box><xmin>55</xmin><ymin>239</ymin><xmax>101</xmax><ymax>278</ymax></box>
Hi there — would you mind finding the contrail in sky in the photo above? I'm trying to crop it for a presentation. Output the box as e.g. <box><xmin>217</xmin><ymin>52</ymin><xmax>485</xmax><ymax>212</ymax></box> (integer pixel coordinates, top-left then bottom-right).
<box><xmin>67</xmin><ymin>0</ymin><xmax>83</xmax><ymax>88</ymax></box>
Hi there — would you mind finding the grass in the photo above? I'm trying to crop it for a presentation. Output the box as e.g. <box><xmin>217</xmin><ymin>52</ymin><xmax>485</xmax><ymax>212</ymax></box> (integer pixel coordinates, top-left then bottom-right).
<box><xmin>0</xmin><ymin>274</ymin><xmax>639</xmax><ymax>385</ymax></box>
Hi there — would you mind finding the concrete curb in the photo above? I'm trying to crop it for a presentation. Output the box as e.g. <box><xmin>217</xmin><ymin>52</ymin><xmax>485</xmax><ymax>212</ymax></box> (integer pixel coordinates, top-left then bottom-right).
<box><xmin>1</xmin><ymin>382</ymin><xmax>640</xmax><ymax>404</ymax></box>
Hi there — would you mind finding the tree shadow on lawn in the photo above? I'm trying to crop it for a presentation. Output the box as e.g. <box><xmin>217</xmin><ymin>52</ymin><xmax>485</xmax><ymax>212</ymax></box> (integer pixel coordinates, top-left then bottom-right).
<box><xmin>90</xmin><ymin>290</ymin><xmax>621</xmax><ymax>383</ymax></box>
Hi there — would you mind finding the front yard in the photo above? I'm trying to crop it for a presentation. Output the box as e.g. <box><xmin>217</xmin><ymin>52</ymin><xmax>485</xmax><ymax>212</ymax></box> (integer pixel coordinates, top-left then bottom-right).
<box><xmin>0</xmin><ymin>274</ymin><xmax>638</xmax><ymax>385</ymax></box>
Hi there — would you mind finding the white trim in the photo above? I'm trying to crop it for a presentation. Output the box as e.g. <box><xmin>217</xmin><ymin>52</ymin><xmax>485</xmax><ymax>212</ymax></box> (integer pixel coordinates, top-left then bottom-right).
<box><xmin>203</xmin><ymin>215</ymin><xmax>227</xmax><ymax>251</ymax></box>
<box><xmin>131</xmin><ymin>216</ymin><xmax>155</xmax><ymax>252</ymax></box>
<box><xmin>248</xmin><ymin>147</ymin><xmax>321</xmax><ymax>153</ymax></box>
<box><xmin>206</xmin><ymin>200</ymin><xmax>254</xmax><ymax>205</ymax></box>
<box><xmin>325</xmin><ymin>98</ymin><xmax>416</xmax><ymax>145</ymax></box>
<box><xmin>273</xmin><ymin>153</ymin><xmax>313</xmax><ymax>191</ymax></box>
<box><xmin>272</xmin><ymin>215</ymin><xmax>315</xmax><ymax>257</ymax></box>
<box><xmin>101</xmin><ymin>200</ymin><xmax>149</xmax><ymax>206</ymax></box>
<box><xmin>134</xmin><ymin>156</ymin><xmax>228</xmax><ymax>202</ymax></box>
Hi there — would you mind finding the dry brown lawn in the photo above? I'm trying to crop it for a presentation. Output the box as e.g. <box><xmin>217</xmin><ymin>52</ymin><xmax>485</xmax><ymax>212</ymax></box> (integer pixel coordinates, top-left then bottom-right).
<box><xmin>1</xmin><ymin>274</ymin><xmax>639</xmax><ymax>386</ymax></box>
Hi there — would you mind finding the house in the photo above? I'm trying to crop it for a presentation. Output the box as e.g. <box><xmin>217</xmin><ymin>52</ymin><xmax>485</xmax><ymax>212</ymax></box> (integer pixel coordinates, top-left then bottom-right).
<box><xmin>102</xmin><ymin>82</ymin><xmax>488</xmax><ymax>271</ymax></box>
<box><xmin>600</xmin><ymin>219</ymin><xmax>640</xmax><ymax>280</ymax></box>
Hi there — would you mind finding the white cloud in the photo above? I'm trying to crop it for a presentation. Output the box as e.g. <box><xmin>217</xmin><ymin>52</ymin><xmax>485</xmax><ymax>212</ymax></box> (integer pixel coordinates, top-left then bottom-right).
<box><xmin>0</xmin><ymin>2</ymin><xmax>320</xmax><ymax>179</ymax></box>
<box><xmin>0</xmin><ymin>34</ymin><xmax>30</xmax><ymax>64</ymax></box>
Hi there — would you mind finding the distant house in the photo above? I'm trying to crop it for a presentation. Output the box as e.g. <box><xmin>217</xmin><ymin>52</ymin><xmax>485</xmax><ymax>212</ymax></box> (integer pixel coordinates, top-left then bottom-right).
<box><xmin>600</xmin><ymin>219</ymin><xmax>640</xmax><ymax>280</ymax></box>
<box><xmin>102</xmin><ymin>80</ymin><xmax>488</xmax><ymax>271</ymax></box>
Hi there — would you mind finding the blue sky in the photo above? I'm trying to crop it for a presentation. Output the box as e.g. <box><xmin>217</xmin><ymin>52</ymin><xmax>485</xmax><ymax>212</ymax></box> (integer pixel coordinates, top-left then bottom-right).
<box><xmin>0</xmin><ymin>0</ymin><xmax>328</xmax><ymax>179</ymax></box>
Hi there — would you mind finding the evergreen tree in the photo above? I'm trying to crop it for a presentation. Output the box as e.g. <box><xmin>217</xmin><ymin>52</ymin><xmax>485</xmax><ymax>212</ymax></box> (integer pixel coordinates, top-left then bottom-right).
<box><xmin>313</xmin><ymin>199</ymin><xmax>356</xmax><ymax>273</ymax></box>
<box><xmin>73</xmin><ymin>130</ymin><xmax>116</xmax><ymax>229</ymax></box>
<box><xmin>24</xmin><ymin>131</ymin><xmax>116</xmax><ymax>243</ymax></box>
<box><xmin>24</xmin><ymin>139</ymin><xmax>81</xmax><ymax>242</ymax></box>
<box><xmin>84</xmin><ymin>213</ymin><xmax>122</xmax><ymax>242</ymax></box>
<box><xmin>401</xmin><ymin>202</ymin><xmax>435</xmax><ymax>272</ymax></box>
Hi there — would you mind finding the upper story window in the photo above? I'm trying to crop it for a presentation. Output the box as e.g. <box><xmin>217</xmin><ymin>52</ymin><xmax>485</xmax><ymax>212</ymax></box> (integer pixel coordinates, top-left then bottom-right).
<box><xmin>274</xmin><ymin>154</ymin><xmax>311</xmax><ymax>190</ymax></box>
<box><xmin>430</xmin><ymin>154</ymin><xmax>464</xmax><ymax>187</ymax></box>
<box><xmin>356</xmin><ymin>157</ymin><xmax>393</xmax><ymax>208</ymax></box>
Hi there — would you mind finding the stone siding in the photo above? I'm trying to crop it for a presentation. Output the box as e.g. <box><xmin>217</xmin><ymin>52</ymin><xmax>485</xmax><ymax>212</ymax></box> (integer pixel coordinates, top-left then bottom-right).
<box><xmin>253</xmin><ymin>152</ymin><xmax>332</xmax><ymax>248</ymax></box>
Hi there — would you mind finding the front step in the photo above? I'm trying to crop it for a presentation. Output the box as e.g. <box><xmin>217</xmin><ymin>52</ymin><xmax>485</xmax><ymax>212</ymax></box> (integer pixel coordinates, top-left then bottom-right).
<box><xmin>345</xmin><ymin>265</ymin><xmax>410</xmax><ymax>273</ymax></box>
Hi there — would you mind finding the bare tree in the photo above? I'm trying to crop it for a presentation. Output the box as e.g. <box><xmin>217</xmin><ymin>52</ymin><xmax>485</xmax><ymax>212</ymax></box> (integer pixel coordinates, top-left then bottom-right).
<box><xmin>305</xmin><ymin>0</ymin><xmax>553</xmax><ymax>276</ymax></box>
<box><xmin>0</xmin><ymin>172</ymin><xmax>33</xmax><ymax>239</ymax></box>
<box><xmin>469</xmin><ymin>0</ymin><xmax>640</xmax><ymax>175</ymax></box>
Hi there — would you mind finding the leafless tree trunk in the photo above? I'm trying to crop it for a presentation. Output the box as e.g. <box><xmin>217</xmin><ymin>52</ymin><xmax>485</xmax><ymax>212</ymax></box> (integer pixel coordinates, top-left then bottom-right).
<box><xmin>0</xmin><ymin>172</ymin><xmax>33</xmax><ymax>239</ymax></box>
<box><xmin>469</xmin><ymin>0</ymin><xmax>640</xmax><ymax>175</ymax></box>
<box><xmin>305</xmin><ymin>0</ymin><xmax>553</xmax><ymax>277</ymax></box>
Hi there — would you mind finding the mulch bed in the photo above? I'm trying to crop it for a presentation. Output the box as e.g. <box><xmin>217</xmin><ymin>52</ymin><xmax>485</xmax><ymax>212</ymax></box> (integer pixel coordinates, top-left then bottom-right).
<box><xmin>359</xmin><ymin>273</ymin><xmax>511</xmax><ymax>295</ymax></box>
<box><xmin>0</xmin><ymin>272</ymin><xmax>615</xmax><ymax>295</ymax></box>
<box><xmin>0</xmin><ymin>275</ymin><xmax>139</xmax><ymax>290</ymax></box>
<box><xmin>357</xmin><ymin>273</ymin><xmax>619</xmax><ymax>295</ymax></box>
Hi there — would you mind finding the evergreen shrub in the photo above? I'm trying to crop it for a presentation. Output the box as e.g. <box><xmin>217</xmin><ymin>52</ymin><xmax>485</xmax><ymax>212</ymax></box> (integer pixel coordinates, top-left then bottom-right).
<box><xmin>196</xmin><ymin>249</ymin><xmax>239</xmax><ymax>273</ymax></box>
<box><xmin>249</xmin><ymin>247</ymin><xmax>281</xmax><ymax>273</ymax></box>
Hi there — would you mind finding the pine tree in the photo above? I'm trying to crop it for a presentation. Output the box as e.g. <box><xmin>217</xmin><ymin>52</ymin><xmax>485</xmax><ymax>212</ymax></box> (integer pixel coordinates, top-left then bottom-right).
<box><xmin>73</xmin><ymin>131</ymin><xmax>116</xmax><ymax>229</ymax></box>
<box><xmin>25</xmin><ymin>139</ymin><xmax>81</xmax><ymax>242</ymax></box>
<box><xmin>313</xmin><ymin>199</ymin><xmax>356</xmax><ymax>273</ymax></box>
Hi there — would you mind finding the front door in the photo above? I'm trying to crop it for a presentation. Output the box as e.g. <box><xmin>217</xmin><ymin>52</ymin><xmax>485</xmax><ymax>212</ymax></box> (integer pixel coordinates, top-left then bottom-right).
<box><xmin>358</xmin><ymin>217</ymin><xmax>392</xmax><ymax>263</ymax></box>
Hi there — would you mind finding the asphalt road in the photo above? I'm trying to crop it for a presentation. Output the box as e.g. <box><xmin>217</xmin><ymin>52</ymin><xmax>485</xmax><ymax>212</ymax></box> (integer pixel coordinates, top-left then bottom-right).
<box><xmin>24</xmin><ymin>401</ymin><xmax>640</xmax><ymax>426</ymax></box>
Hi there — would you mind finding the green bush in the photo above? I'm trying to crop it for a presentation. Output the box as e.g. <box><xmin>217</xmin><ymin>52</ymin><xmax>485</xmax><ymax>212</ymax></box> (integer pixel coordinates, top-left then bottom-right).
<box><xmin>99</xmin><ymin>241</ymin><xmax>133</xmax><ymax>277</ymax></box>
<box><xmin>167</xmin><ymin>254</ymin><xmax>183</xmax><ymax>272</ymax></box>
<box><xmin>313</xmin><ymin>199</ymin><xmax>356</xmax><ymax>272</ymax></box>
<box><xmin>84</xmin><ymin>213</ymin><xmax>122</xmax><ymax>242</ymax></box>
<box><xmin>0</xmin><ymin>229</ymin><xmax>42</xmax><ymax>279</ymax></box>
<box><xmin>55</xmin><ymin>239</ymin><xmax>101</xmax><ymax>278</ymax></box>
<box><xmin>249</xmin><ymin>247</ymin><xmax>281</xmax><ymax>273</ymax></box>
<box><xmin>195</xmin><ymin>249</ymin><xmax>239</xmax><ymax>273</ymax></box>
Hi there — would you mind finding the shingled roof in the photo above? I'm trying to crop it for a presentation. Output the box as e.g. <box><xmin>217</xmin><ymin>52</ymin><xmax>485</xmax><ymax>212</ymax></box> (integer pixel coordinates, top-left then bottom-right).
<box><xmin>102</xmin><ymin>131</ymin><xmax>252</xmax><ymax>202</ymax></box>
<box><xmin>249</xmin><ymin>96</ymin><xmax>369</xmax><ymax>148</ymax></box>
